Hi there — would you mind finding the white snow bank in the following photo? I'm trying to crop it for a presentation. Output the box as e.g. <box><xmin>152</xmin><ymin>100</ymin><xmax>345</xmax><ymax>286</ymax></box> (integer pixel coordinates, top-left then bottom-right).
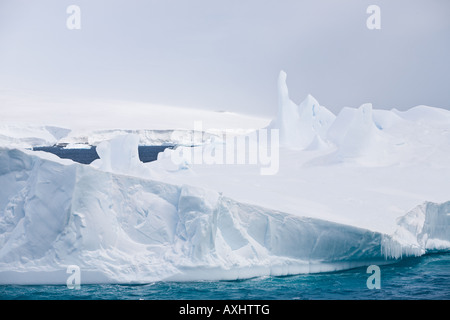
<box><xmin>393</xmin><ymin>105</ymin><xmax>450</xmax><ymax>124</ymax></box>
<box><xmin>2</xmin><ymin>147</ymin><xmax>446</xmax><ymax>284</ymax></box>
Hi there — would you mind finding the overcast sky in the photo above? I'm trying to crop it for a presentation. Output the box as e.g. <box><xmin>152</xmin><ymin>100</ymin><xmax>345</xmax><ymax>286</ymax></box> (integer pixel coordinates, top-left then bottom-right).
<box><xmin>0</xmin><ymin>0</ymin><xmax>449</xmax><ymax>117</ymax></box>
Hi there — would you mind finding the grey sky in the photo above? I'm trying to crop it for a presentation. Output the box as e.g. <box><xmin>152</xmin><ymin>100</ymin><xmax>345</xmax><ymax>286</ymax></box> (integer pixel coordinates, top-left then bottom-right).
<box><xmin>0</xmin><ymin>0</ymin><xmax>449</xmax><ymax>117</ymax></box>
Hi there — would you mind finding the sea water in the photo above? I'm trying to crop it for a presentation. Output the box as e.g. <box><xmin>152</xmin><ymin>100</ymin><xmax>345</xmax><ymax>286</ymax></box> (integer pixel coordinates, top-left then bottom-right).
<box><xmin>0</xmin><ymin>253</ymin><xmax>449</xmax><ymax>300</ymax></box>
<box><xmin>33</xmin><ymin>145</ymin><xmax>173</xmax><ymax>164</ymax></box>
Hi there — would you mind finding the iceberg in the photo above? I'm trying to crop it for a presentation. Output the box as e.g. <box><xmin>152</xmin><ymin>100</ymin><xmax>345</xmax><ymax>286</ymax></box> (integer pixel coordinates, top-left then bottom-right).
<box><xmin>90</xmin><ymin>133</ymin><xmax>150</xmax><ymax>177</ymax></box>
<box><xmin>325</xmin><ymin>103</ymin><xmax>393</xmax><ymax>165</ymax></box>
<box><xmin>0</xmin><ymin>148</ymin><xmax>420</xmax><ymax>283</ymax></box>
<box><xmin>0</xmin><ymin>125</ymin><xmax>71</xmax><ymax>149</ymax></box>
<box><xmin>0</xmin><ymin>71</ymin><xmax>449</xmax><ymax>284</ymax></box>
<box><xmin>0</xmin><ymin>95</ymin><xmax>270</xmax><ymax>149</ymax></box>
<box><xmin>384</xmin><ymin>201</ymin><xmax>450</xmax><ymax>258</ymax></box>
<box><xmin>0</xmin><ymin>147</ymin><xmax>389</xmax><ymax>284</ymax></box>
<box><xmin>0</xmin><ymin>144</ymin><xmax>448</xmax><ymax>284</ymax></box>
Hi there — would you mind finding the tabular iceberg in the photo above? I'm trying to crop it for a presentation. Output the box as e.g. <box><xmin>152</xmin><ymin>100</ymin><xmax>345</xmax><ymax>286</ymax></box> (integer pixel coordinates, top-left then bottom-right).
<box><xmin>0</xmin><ymin>71</ymin><xmax>449</xmax><ymax>284</ymax></box>
<box><xmin>0</xmin><ymin>146</ymin><xmax>448</xmax><ymax>283</ymax></box>
<box><xmin>0</xmin><ymin>147</ymin><xmax>389</xmax><ymax>283</ymax></box>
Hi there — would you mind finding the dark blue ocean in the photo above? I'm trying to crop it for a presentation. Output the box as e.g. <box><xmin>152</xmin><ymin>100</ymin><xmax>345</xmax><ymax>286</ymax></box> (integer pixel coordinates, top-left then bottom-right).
<box><xmin>1</xmin><ymin>253</ymin><xmax>449</xmax><ymax>300</ymax></box>
<box><xmin>33</xmin><ymin>145</ymin><xmax>173</xmax><ymax>164</ymax></box>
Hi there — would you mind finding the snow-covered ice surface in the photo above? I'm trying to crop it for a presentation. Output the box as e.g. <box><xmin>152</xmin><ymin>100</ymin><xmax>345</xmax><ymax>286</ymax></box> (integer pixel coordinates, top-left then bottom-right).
<box><xmin>0</xmin><ymin>72</ymin><xmax>449</xmax><ymax>284</ymax></box>
<box><xmin>0</xmin><ymin>92</ymin><xmax>269</xmax><ymax>148</ymax></box>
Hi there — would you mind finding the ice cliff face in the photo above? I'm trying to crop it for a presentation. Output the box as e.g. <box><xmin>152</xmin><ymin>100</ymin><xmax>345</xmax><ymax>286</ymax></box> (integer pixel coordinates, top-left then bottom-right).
<box><xmin>384</xmin><ymin>201</ymin><xmax>450</xmax><ymax>259</ymax></box>
<box><xmin>0</xmin><ymin>147</ymin><xmax>448</xmax><ymax>284</ymax></box>
<box><xmin>0</xmin><ymin>148</ymin><xmax>380</xmax><ymax>283</ymax></box>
